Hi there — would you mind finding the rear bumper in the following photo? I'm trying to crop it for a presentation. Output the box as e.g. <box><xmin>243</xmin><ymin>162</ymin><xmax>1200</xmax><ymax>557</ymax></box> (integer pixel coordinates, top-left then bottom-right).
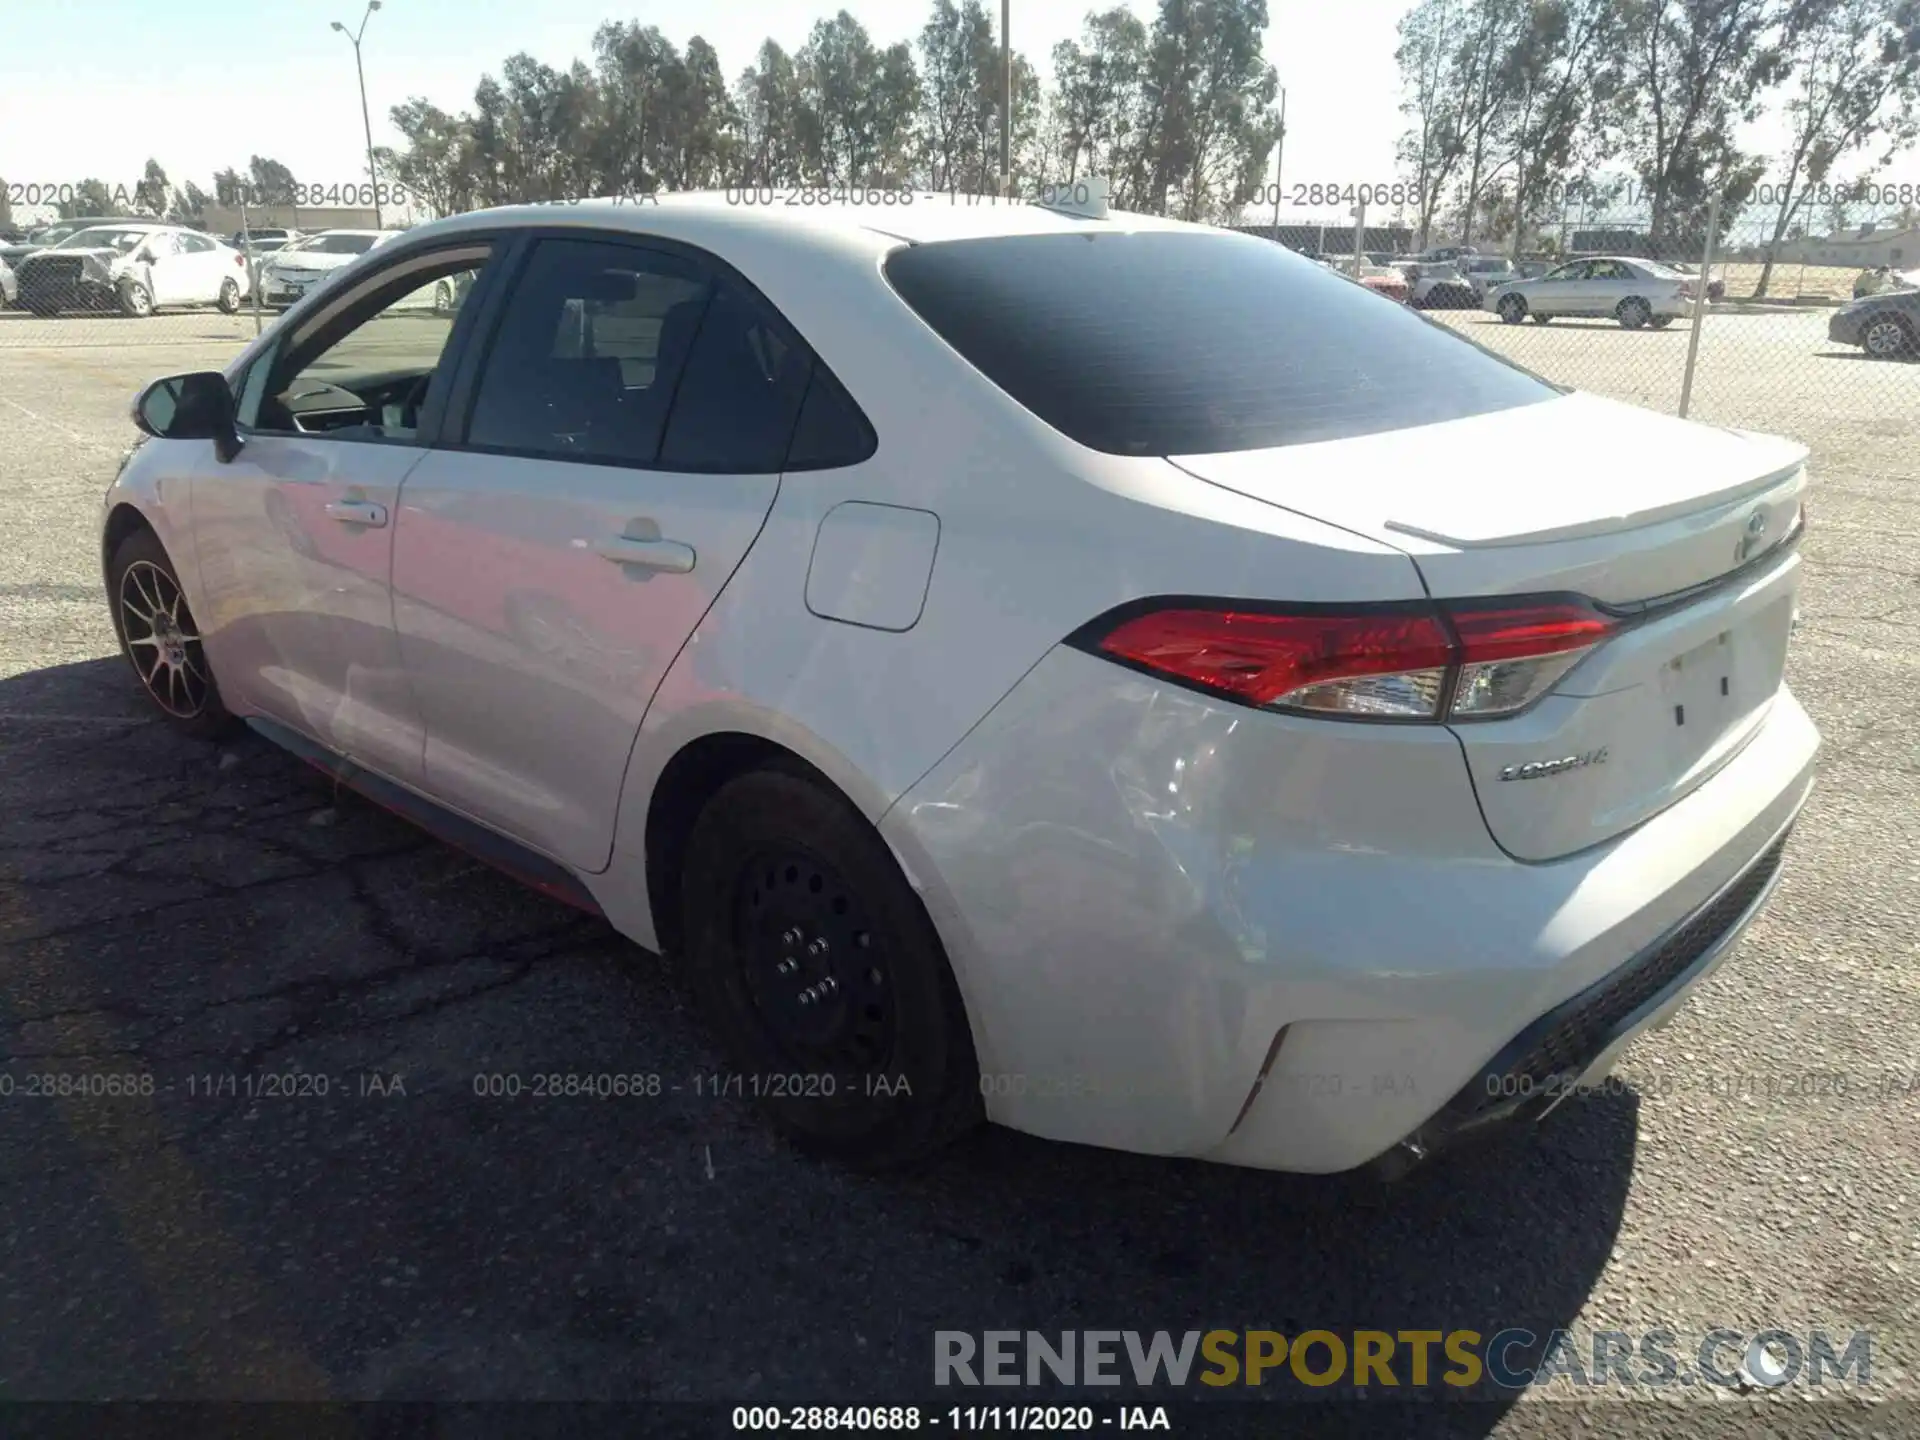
<box><xmin>1363</xmin><ymin>816</ymin><xmax>1795</xmax><ymax>1179</ymax></box>
<box><xmin>881</xmin><ymin>647</ymin><xmax>1819</xmax><ymax>1173</ymax></box>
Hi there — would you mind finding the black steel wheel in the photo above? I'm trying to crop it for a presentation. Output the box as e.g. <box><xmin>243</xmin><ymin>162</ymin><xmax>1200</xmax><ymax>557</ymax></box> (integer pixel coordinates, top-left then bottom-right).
<box><xmin>107</xmin><ymin>526</ymin><xmax>240</xmax><ymax>739</ymax></box>
<box><xmin>680</xmin><ymin>767</ymin><xmax>983</xmax><ymax>1167</ymax></box>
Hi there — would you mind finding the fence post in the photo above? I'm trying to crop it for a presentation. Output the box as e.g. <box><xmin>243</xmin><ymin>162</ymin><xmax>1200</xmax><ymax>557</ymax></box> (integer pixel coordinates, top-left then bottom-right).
<box><xmin>1678</xmin><ymin>191</ymin><xmax>1720</xmax><ymax>419</ymax></box>
<box><xmin>240</xmin><ymin>195</ymin><xmax>263</xmax><ymax>338</ymax></box>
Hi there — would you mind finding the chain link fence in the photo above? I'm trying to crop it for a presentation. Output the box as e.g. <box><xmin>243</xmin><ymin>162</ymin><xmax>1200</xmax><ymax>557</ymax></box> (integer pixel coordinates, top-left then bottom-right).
<box><xmin>1245</xmin><ymin>205</ymin><xmax>1920</xmax><ymax>439</ymax></box>
<box><xmin>3</xmin><ymin>193</ymin><xmax>1915</xmax><ymax>448</ymax></box>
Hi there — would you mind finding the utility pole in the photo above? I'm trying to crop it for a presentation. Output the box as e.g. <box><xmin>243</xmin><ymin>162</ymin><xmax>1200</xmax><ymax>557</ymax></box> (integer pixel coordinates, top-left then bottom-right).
<box><xmin>331</xmin><ymin>1</ymin><xmax>385</xmax><ymax>228</ymax></box>
<box><xmin>1000</xmin><ymin>0</ymin><xmax>1012</xmax><ymax>198</ymax></box>
<box><xmin>1269</xmin><ymin>87</ymin><xmax>1288</xmax><ymax>239</ymax></box>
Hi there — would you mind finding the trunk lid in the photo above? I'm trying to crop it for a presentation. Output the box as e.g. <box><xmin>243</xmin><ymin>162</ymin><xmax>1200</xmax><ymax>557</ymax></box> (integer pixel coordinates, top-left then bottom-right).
<box><xmin>1170</xmin><ymin>391</ymin><xmax>1809</xmax><ymax>860</ymax></box>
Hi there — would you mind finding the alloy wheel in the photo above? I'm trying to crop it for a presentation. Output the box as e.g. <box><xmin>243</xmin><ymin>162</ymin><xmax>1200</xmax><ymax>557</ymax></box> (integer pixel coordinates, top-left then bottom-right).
<box><xmin>118</xmin><ymin>559</ymin><xmax>209</xmax><ymax>717</ymax></box>
<box><xmin>1864</xmin><ymin>318</ymin><xmax>1912</xmax><ymax>359</ymax></box>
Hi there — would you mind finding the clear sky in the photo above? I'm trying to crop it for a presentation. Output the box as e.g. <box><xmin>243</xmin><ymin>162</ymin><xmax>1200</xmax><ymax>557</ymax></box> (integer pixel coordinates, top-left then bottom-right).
<box><xmin>1</xmin><ymin>0</ymin><xmax>1914</xmax><ymax>229</ymax></box>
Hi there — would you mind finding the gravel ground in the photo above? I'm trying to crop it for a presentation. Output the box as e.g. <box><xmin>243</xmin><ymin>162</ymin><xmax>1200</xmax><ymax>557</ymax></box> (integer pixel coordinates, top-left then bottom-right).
<box><xmin>0</xmin><ymin>308</ymin><xmax>1915</xmax><ymax>1437</ymax></box>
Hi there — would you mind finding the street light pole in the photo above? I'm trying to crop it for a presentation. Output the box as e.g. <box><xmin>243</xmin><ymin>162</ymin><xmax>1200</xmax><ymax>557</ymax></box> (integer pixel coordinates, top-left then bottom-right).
<box><xmin>331</xmin><ymin>1</ymin><xmax>385</xmax><ymax>229</ymax></box>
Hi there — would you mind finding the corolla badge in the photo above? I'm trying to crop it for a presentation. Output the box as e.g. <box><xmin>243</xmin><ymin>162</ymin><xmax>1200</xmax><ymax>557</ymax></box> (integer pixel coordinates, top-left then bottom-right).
<box><xmin>1497</xmin><ymin>748</ymin><xmax>1608</xmax><ymax>782</ymax></box>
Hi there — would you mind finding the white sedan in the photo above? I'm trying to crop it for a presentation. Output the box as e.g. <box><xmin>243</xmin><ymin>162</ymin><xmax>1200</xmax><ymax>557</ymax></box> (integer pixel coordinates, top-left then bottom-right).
<box><xmin>13</xmin><ymin>222</ymin><xmax>250</xmax><ymax>317</ymax></box>
<box><xmin>1484</xmin><ymin>256</ymin><xmax>1697</xmax><ymax>328</ymax></box>
<box><xmin>100</xmin><ymin>194</ymin><xmax>1816</xmax><ymax>1176</ymax></box>
<box><xmin>258</xmin><ymin>229</ymin><xmax>400</xmax><ymax>307</ymax></box>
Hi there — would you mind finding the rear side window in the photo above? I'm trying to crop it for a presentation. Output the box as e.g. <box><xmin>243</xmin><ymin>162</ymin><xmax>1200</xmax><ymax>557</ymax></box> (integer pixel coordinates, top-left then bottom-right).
<box><xmin>785</xmin><ymin>366</ymin><xmax>877</xmax><ymax>470</ymax></box>
<box><xmin>658</xmin><ymin>283</ymin><xmax>812</xmax><ymax>472</ymax></box>
<box><xmin>884</xmin><ymin>231</ymin><xmax>1556</xmax><ymax>456</ymax></box>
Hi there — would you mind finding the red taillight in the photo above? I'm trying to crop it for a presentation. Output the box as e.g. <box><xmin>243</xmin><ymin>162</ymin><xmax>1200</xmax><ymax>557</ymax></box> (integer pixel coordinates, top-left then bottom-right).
<box><xmin>1088</xmin><ymin>599</ymin><xmax>1615</xmax><ymax>721</ymax></box>
<box><xmin>236</xmin><ymin>253</ymin><xmax>245</xmax><ymax>266</ymax></box>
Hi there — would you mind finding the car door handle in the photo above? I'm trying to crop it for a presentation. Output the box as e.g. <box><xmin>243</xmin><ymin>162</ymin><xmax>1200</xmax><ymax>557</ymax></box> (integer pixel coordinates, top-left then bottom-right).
<box><xmin>324</xmin><ymin>499</ymin><xmax>388</xmax><ymax>527</ymax></box>
<box><xmin>592</xmin><ymin>536</ymin><xmax>696</xmax><ymax>573</ymax></box>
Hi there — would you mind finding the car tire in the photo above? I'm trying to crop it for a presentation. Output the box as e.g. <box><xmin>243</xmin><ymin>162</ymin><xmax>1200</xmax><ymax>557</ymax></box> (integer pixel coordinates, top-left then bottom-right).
<box><xmin>679</xmin><ymin>766</ymin><xmax>984</xmax><ymax>1169</ymax></box>
<box><xmin>217</xmin><ymin>277</ymin><xmax>241</xmax><ymax>314</ymax></box>
<box><xmin>106</xmin><ymin>526</ymin><xmax>241</xmax><ymax>740</ymax></box>
<box><xmin>1497</xmin><ymin>294</ymin><xmax>1528</xmax><ymax>324</ymax></box>
<box><xmin>1616</xmin><ymin>296</ymin><xmax>1652</xmax><ymax>330</ymax></box>
<box><xmin>1862</xmin><ymin>314</ymin><xmax>1916</xmax><ymax>360</ymax></box>
<box><xmin>117</xmin><ymin>279</ymin><xmax>154</xmax><ymax>318</ymax></box>
<box><xmin>432</xmin><ymin>279</ymin><xmax>455</xmax><ymax>315</ymax></box>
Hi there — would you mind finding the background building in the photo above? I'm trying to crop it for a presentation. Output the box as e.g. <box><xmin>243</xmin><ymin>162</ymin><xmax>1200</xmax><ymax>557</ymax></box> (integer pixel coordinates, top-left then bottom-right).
<box><xmin>201</xmin><ymin>205</ymin><xmax>381</xmax><ymax>237</ymax></box>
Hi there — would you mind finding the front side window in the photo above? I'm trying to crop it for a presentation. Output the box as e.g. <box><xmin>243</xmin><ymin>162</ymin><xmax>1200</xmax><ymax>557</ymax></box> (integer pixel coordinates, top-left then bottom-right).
<box><xmin>179</xmin><ymin>233</ymin><xmax>216</xmax><ymax>254</ymax></box>
<box><xmin>466</xmin><ymin>238</ymin><xmax>713</xmax><ymax>466</ymax></box>
<box><xmin>884</xmin><ymin>231</ymin><xmax>1555</xmax><ymax>456</ymax></box>
<box><xmin>238</xmin><ymin>246</ymin><xmax>492</xmax><ymax>443</ymax></box>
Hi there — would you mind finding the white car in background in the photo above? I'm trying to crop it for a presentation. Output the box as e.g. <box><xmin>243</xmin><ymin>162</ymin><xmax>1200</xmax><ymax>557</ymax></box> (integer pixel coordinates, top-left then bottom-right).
<box><xmin>1485</xmin><ymin>256</ymin><xmax>1697</xmax><ymax>329</ymax></box>
<box><xmin>259</xmin><ymin>230</ymin><xmax>399</xmax><ymax>307</ymax></box>
<box><xmin>13</xmin><ymin>223</ymin><xmax>250</xmax><ymax>317</ymax></box>
<box><xmin>1405</xmin><ymin>261</ymin><xmax>1480</xmax><ymax>309</ymax></box>
<box><xmin>100</xmin><ymin>196</ymin><xmax>1815</xmax><ymax>1177</ymax></box>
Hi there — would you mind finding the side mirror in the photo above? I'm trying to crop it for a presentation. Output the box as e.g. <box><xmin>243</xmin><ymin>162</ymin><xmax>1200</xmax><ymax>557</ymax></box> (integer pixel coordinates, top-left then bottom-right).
<box><xmin>132</xmin><ymin>372</ymin><xmax>243</xmax><ymax>463</ymax></box>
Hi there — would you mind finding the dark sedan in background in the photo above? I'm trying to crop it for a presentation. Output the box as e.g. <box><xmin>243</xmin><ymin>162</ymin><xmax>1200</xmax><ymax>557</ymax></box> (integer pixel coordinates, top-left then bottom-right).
<box><xmin>1829</xmin><ymin>284</ymin><xmax>1919</xmax><ymax>360</ymax></box>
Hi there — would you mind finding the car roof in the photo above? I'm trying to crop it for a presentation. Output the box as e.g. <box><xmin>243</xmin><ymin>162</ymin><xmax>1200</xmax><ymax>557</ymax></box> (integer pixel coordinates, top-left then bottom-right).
<box><xmin>402</xmin><ymin>191</ymin><xmax>1198</xmax><ymax>257</ymax></box>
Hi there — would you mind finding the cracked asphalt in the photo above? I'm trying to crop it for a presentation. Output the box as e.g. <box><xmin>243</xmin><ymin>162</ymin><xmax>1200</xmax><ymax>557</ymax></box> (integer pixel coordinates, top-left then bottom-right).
<box><xmin>1</xmin><ymin>313</ymin><xmax>1917</xmax><ymax>1436</ymax></box>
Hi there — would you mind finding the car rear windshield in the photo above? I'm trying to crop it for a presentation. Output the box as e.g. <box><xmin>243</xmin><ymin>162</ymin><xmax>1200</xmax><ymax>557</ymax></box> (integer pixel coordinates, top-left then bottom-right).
<box><xmin>883</xmin><ymin>231</ymin><xmax>1556</xmax><ymax>455</ymax></box>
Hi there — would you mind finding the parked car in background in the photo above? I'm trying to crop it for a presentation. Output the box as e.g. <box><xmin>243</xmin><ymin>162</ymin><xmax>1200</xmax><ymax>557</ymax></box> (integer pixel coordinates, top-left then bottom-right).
<box><xmin>1669</xmin><ymin>262</ymin><xmax>1726</xmax><ymax>303</ymax></box>
<box><xmin>2</xmin><ymin>217</ymin><xmax>127</xmax><ymax>266</ymax></box>
<box><xmin>1483</xmin><ymin>256</ymin><xmax>1696</xmax><ymax>329</ymax></box>
<box><xmin>1461</xmin><ymin>255</ymin><xmax>1516</xmax><ymax>300</ymax></box>
<box><xmin>258</xmin><ymin>230</ymin><xmax>399</xmax><ymax>307</ymax></box>
<box><xmin>1828</xmin><ymin>284</ymin><xmax>1919</xmax><ymax>360</ymax></box>
<box><xmin>1324</xmin><ymin>256</ymin><xmax>1411</xmax><ymax>303</ymax></box>
<box><xmin>0</xmin><ymin>254</ymin><xmax>16</xmax><ymax>309</ymax></box>
<box><xmin>229</xmin><ymin>227</ymin><xmax>302</xmax><ymax>250</ymax></box>
<box><xmin>1417</xmin><ymin>244</ymin><xmax>1479</xmax><ymax>265</ymax></box>
<box><xmin>13</xmin><ymin>222</ymin><xmax>249</xmax><ymax>317</ymax></box>
<box><xmin>1407</xmin><ymin>262</ymin><xmax>1479</xmax><ymax>309</ymax></box>
<box><xmin>99</xmin><ymin>197</ymin><xmax>1817</xmax><ymax>1176</ymax></box>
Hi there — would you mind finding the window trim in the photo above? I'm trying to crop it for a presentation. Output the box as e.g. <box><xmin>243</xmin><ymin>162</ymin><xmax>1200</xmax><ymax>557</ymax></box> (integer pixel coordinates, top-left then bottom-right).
<box><xmin>236</xmin><ymin>238</ymin><xmax>505</xmax><ymax>449</ymax></box>
<box><xmin>436</xmin><ymin>225</ymin><xmax>870</xmax><ymax>476</ymax></box>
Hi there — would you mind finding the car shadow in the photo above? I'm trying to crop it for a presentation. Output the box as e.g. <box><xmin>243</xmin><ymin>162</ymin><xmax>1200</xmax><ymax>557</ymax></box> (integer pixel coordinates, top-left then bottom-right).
<box><xmin>0</xmin><ymin>657</ymin><xmax>1636</xmax><ymax>1424</ymax></box>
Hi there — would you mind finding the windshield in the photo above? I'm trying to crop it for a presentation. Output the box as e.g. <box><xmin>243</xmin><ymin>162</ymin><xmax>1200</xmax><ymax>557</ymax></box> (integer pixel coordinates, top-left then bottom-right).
<box><xmin>884</xmin><ymin>230</ymin><xmax>1555</xmax><ymax>455</ymax></box>
<box><xmin>52</xmin><ymin>227</ymin><xmax>151</xmax><ymax>252</ymax></box>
